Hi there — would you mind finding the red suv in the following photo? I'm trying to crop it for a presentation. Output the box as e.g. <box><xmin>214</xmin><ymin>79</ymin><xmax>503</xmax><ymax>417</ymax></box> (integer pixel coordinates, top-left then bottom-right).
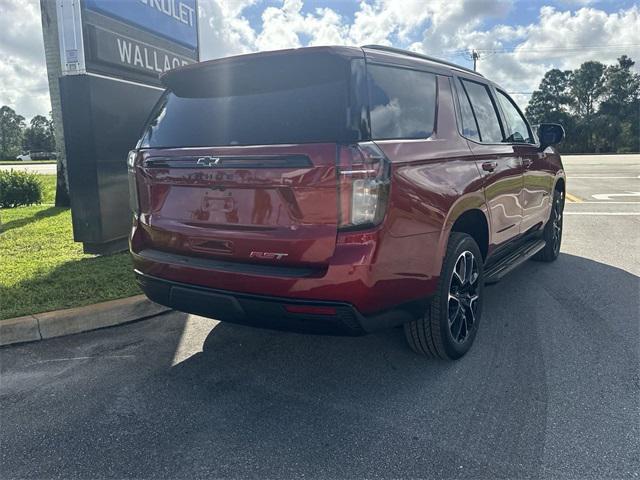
<box><xmin>129</xmin><ymin>45</ymin><xmax>565</xmax><ymax>359</ymax></box>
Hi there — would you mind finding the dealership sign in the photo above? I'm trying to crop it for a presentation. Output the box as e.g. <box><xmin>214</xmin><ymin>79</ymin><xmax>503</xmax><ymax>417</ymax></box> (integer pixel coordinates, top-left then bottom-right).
<box><xmin>43</xmin><ymin>0</ymin><xmax>200</xmax><ymax>253</ymax></box>
<box><xmin>86</xmin><ymin>25</ymin><xmax>192</xmax><ymax>78</ymax></box>
<box><xmin>57</xmin><ymin>0</ymin><xmax>198</xmax><ymax>85</ymax></box>
<box><xmin>85</xmin><ymin>0</ymin><xmax>198</xmax><ymax>49</ymax></box>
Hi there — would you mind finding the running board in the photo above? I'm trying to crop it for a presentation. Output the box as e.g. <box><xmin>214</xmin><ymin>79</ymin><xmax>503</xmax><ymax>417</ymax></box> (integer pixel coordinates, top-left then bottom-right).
<box><xmin>484</xmin><ymin>239</ymin><xmax>546</xmax><ymax>284</ymax></box>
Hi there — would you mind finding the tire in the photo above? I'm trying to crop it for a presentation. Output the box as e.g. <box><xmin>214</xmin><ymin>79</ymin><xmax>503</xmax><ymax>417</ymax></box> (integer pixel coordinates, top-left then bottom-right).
<box><xmin>533</xmin><ymin>189</ymin><xmax>564</xmax><ymax>262</ymax></box>
<box><xmin>404</xmin><ymin>232</ymin><xmax>484</xmax><ymax>360</ymax></box>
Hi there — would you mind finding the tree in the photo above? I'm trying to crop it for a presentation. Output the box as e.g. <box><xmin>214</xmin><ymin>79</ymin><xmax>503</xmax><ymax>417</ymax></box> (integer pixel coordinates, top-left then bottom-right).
<box><xmin>526</xmin><ymin>69</ymin><xmax>578</xmax><ymax>152</ymax></box>
<box><xmin>569</xmin><ymin>61</ymin><xmax>607</xmax><ymax>151</ymax></box>
<box><xmin>23</xmin><ymin>114</ymin><xmax>56</xmax><ymax>153</ymax></box>
<box><xmin>47</xmin><ymin>111</ymin><xmax>55</xmax><ymax>147</ymax></box>
<box><xmin>526</xmin><ymin>56</ymin><xmax>639</xmax><ymax>153</ymax></box>
<box><xmin>598</xmin><ymin>56</ymin><xmax>640</xmax><ymax>152</ymax></box>
<box><xmin>525</xmin><ymin>69</ymin><xmax>572</xmax><ymax>124</ymax></box>
<box><xmin>570</xmin><ymin>61</ymin><xmax>607</xmax><ymax>118</ymax></box>
<box><xmin>0</xmin><ymin>106</ymin><xmax>26</xmax><ymax>159</ymax></box>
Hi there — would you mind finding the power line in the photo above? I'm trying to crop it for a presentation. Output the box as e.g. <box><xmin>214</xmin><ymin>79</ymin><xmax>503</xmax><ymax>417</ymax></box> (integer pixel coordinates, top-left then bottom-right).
<box><xmin>484</xmin><ymin>44</ymin><xmax>638</xmax><ymax>53</ymax></box>
<box><xmin>443</xmin><ymin>43</ymin><xmax>640</xmax><ymax>72</ymax></box>
<box><xmin>444</xmin><ymin>43</ymin><xmax>640</xmax><ymax>56</ymax></box>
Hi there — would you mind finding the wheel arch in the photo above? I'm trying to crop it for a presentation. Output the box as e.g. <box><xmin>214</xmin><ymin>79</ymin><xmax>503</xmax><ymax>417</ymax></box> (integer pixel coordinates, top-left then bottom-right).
<box><xmin>448</xmin><ymin>208</ymin><xmax>490</xmax><ymax>260</ymax></box>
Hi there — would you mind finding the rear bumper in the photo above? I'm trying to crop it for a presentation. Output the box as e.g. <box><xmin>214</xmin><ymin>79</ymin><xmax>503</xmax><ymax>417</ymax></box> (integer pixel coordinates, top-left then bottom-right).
<box><xmin>136</xmin><ymin>271</ymin><xmax>426</xmax><ymax>336</ymax></box>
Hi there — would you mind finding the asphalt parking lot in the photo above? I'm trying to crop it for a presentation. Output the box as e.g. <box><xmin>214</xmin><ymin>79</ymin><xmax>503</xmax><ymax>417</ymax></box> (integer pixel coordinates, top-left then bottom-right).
<box><xmin>1</xmin><ymin>154</ymin><xmax>638</xmax><ymax>479</ymax></box>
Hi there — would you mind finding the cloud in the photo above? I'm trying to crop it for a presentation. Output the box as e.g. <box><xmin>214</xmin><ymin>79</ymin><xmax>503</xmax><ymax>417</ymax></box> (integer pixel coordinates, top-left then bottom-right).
<box><xmin>0</xmin><ymin>0</ymin><xmax>51</xmax><ymax>120</ymax></box>
<box><xmin>253</xmin><ymin>0</ymin><xmax>350</xmax><ymax>51</ymax></box>
<box><xmin>1</xmin><ymin>0</ymin><xmax>638</xmax><ymax>118</ymax></box>
<box><xmin>349</xmin><ymin>0</ymin><xmax>432</xmax><ymax>46</ymax></box>
<box><xmin>198</xmin><ymin>0</ymin><xmax>257</xmax><ymax>59</ymax></box>
<box><xmin>471</xmin><ymin>6</ymin><xmax>640</xmax><ymax>107</ymax></box>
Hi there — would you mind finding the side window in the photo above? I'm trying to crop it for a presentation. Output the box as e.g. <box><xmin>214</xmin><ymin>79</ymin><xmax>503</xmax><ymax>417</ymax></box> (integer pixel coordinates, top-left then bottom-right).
<box><xmin>455</xmin><ymin>79</ymin><xmax>480</xmax><ymax>141</ymax></box>
<box><xmin>460</xmin><ymin>79</ymin><xmax>504</xmax><ymax>143</ymax></box>
<box><xmin>368</xmin><ymin>64</ymin><xmax>436</xmax><ymax>140</ymax></box>
<box><xmin>496</xmin><ymin>90</ymin><xmax>533</xmax><ymax>143</ymax></box>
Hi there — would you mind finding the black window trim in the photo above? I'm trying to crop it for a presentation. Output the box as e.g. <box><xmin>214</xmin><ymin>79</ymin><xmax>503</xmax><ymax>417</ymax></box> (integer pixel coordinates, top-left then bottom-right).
<box><xmin>364</xmin><ymin>60</ymin><xmax>440</xmax><ymax>142</ymax></box>
<box><xmin>493</xmin><ymin>87</ymin><xmax>539</xmax><ymax>147</ymax></box>
<box><xmin>452</xmin><ymin>76</ymin><xmax>482</xmax><ymax>142</ymax></box>
<box><xmin>453</xmin><ymin>75</ymin><xmax>507</xmax><ymax>146</ymax></box>
<box><xmin>450</xmin><ymin>76</ymin><xmax>465</xmax><ymax>140</ymax></box>
<box><xmin>348</xmin><ymin>57</ymin><xmax>372</xmax><ymax>142</ymax></box>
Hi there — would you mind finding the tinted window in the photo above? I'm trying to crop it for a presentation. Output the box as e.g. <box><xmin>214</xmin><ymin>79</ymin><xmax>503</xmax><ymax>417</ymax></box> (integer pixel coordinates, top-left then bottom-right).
<box><xmin>455</xmin><ymin>79</ymin><xmax>480</xmax><ymax>141</ymax></box>
<box><xmin>140</xmin><ymin>54</ymin><xmax>351</xmax><ymax>147</ymax></box>
<box><xmin>368</xmin><ymin>65</ymin><xmax>436</xmax><ymax>140</ymax></box>
<box><xmin>461</xmin><ymin>79</ymin><xmax>504</xmax><ymax>143</ymax></box>
<box><xmin>496</xmin><ymin>90</ymin><xmax>533</xmax><ymax>143</ymax></box>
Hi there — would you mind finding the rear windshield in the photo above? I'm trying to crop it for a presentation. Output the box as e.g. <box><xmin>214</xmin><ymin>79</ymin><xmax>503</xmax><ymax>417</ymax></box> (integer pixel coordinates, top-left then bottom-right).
<box><xmin>140</xmin><ymin>53</ymin><xmax>354</xmax><ymax>148</ymax></box>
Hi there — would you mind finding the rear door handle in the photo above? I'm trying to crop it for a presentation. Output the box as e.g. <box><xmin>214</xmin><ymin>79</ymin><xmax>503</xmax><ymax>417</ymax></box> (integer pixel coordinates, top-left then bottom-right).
<box><xmin>522</xmin><ymin>158</ymin><xmax>533</xmax><ymax>168</ymax></box>
<box><xmin>482</xmin><ymin>161</ymin><xmax>497</xmax><ymax>172</ymax></box>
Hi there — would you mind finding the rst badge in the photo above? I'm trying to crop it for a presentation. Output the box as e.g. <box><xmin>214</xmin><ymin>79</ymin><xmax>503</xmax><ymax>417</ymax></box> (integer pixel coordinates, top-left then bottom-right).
<box><xmin>250</xmin><ymin>251</ymin><xmax>289</xmax><ymax>260</ymax></box>
<box><xmin>196</xmin><ymin>156</ymin><xmax>221</xmax><ymax>167</ymax></box>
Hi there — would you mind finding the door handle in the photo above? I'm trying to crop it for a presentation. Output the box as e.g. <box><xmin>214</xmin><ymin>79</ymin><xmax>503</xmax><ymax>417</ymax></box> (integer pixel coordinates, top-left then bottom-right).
<box><xmin>522</xmin><ymin>158</ymin><xmax>533</xmax><ymax>168</ymax></box>
<box><xmin>481</xmin><ymin>161</ymin><xmax>497</xmax><ymax>172</ymax></box>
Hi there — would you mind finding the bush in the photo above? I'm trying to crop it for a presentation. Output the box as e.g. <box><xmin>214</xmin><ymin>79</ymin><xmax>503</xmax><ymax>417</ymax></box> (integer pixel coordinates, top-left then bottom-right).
<box><xmin>0</xmin><ymin>170</ymin><xmax>43</xmax><ymax>208</ymax></box>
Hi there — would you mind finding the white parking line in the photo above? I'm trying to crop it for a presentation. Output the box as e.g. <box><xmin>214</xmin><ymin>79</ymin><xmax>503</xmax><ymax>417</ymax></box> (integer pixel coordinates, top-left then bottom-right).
<box><xmin>574</xmin><ymin>201</ymin><xmax>640</xmax><ymax>204</ymax></box>
<box><xmin>569</xmin><ymin>176</ymin><xmax>640</xmax><ymax>179</ymax></box>
<box><xmin>564</xmin><ymin>212</ymin><xmax>640</xmax><ymax>215</ymax></box>
<box><xmin>592</xmin><ymin>192</ymin><xmax>640</xmax><ymax>200</ymax></box>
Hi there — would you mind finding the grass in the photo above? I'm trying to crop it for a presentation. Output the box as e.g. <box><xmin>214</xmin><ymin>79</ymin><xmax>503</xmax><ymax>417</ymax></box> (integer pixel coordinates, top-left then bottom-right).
<box><xmin>0</xmin><ymin>175</ymin><xmax>140</xmax><ymax>320</ymax></box>
<box><xmin>38</xmin><ymin>174</ymin><xmax>56</xmax><ymax>204</ymax></box>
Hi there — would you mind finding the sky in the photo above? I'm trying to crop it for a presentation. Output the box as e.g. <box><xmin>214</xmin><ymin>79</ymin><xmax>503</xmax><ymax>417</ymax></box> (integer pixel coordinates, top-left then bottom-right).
<box><xmin>1</xmin><ymin>0</ymin><xmax>639</xmax><ymax>120</ymax></box>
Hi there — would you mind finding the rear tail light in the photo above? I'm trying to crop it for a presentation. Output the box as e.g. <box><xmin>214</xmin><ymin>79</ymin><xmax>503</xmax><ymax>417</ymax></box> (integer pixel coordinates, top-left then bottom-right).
<box><xmin>127</xmin><ymin>150</ymin><xmax>140</xmax><ymax>215</ymax></box>
<box><xmin>337</xmin><ymin>142</ymin><xmax>391</xmax><ymax>229</ymax></box>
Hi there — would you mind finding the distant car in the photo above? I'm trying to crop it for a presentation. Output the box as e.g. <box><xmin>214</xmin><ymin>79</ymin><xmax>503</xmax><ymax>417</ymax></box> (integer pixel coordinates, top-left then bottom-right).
<box><xmin>30</xmin><ymin>151</ymin><xmax>57</xmax><ymax>160</ymax></box>
<box><xmin>14</xmin><ymin>151</ymin><xmax>56</xmax><ymax>161</ymax></box>
<box><xmin>129</xmin><ymin>45</ymin><xmax>566</xmax><ymax>360</ymax></box>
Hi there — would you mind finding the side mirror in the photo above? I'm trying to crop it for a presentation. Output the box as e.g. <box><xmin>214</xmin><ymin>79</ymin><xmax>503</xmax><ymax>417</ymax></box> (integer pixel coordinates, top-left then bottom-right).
<box><xmin>538</xmin><ymin>123</ymin><xmax>564</xmax><ymax>151</ymax></box>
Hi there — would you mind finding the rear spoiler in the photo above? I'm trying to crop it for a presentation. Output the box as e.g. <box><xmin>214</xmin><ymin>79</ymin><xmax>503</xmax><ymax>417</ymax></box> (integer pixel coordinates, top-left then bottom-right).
<box><xmin>160</xmin><ymin>46</ymin><xmax>364</xmax><ymax>98</ymax></box>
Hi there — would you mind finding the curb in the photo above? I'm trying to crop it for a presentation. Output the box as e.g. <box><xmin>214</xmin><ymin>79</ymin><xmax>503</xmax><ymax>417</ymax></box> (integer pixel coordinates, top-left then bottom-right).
<box><xmin>0</xmin><ymin>295</ymin><xmax>171</xmax><ymax>347</ymax></box>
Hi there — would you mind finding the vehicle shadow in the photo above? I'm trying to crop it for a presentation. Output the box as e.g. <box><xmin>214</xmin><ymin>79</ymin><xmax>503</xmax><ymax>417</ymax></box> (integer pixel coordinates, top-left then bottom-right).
<box><xmin>157</xmin><ymin>252</ymin><xmax>638</xmax><ymax>478</ymax></box>
<box><xmin>1</xmin><ymin>253</ymin><xmax>638</xmax><ymax>479</ymax></box>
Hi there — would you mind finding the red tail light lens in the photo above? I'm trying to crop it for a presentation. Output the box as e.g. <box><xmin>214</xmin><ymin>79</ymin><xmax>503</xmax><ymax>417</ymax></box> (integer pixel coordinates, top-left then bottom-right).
<box><xmin>337</xmin><ymin>142</ymin><xmax>390</xmax><ymax>229</ymax></box>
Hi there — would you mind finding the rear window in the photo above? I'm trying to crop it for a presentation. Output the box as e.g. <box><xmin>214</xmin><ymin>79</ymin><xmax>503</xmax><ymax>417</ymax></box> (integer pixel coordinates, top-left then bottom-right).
<box><xmin>460</xmin><ymin>79</ymin><xmax>504</xmax><ymax>143</ymax></box>
<box><xmin>367</xmin><ymin>64</ymin><xmax>436</xmax><ymax>140</ymax></box>
<box><xmin>455</xmin><ymin>79</ymin><xmax>481</xmax><ymax>141</ymax></box>
<box><xmin>140</xmin><ymin>53</ymin><xmax>353</xmax><ymax>147</ymax></box>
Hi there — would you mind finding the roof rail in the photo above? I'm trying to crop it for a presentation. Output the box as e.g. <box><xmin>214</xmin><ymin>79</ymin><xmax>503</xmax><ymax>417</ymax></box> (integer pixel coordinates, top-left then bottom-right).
<box><xmin>361</xmin><ymin>44</ymin><xmax>484</xmax><ymax>77</ymax></box>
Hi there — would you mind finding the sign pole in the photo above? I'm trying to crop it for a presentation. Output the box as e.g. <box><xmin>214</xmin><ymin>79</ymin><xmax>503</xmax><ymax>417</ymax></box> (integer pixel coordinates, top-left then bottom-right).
<box><xmin>40</xmin><ymin>0</ymin><xmax>199</xmax><ymax>254</ymax></box>
<box><xmin>40</xmin><ymin>0</ymin><xmax>71</xmax><ymax>207</ymax></box>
